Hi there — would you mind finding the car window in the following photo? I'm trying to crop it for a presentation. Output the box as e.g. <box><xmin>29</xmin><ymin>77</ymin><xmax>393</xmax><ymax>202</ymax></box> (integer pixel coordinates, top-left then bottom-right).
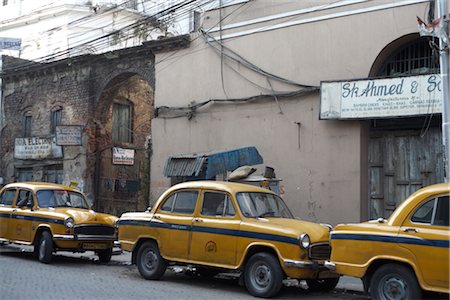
<box><xmin>17</xmin><ymin>189</ymin><xmax>33</xmax><ymax>207</ymax></box>
<box><xmin>433</xmin><ymin>196</ymin><xmax>449</xmax><ymax>227</ymax></box>
<box><xmin>160</xmin><ymin>194</ymin><xmax>175</xmax><ymax>212</ymax></box>
<box><xmin>411</xmin><ymin>199</ymin><xmax>435</xmax><ymax>224</ymax></box>
<box><xmin>172</xmin><ymin>191</ymin><xmax>198</xmax><ymax>214</ymax></box>
<box><xmin>201</xmin><ymin>192</ymin><xmax>235</xmax><ymax>217</ymax></box>
<box><xmin>0</xmin><ymin>189</ymin><xmax>16</xmax><ymax>206</ymax></box>
<box><xmin>36</xmin><ymin>189</ymin><xmax>89</xmax><ymax>209</ymax></box>
<box><xmin>236</xmin><ymin>192</ymin><xmax>294</xmax><ymax>218</ymax></box>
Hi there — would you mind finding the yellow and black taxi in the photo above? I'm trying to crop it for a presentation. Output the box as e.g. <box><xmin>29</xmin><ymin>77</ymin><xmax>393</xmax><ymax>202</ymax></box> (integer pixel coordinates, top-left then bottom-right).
<box><xmin>0</xmin><ymin>182</ymin><xmax>118</xmax><ymax>263</ymax></box>
<box><xmin>118</xmin><ymin>181</ymin><xmax>338</xmax><ymax>298</ymax></box>
<box><xmin>327</xmin><ymin>183</ymin><xmax>449</xmax><ymax>300</ymax></box>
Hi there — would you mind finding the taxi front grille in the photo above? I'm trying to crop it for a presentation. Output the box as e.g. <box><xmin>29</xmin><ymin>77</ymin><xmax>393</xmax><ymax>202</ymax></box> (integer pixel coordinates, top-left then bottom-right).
<box><xmin>309</xmin><ymin>243</ymin><xmax>331</xmax><ymax>260</ymax></box>
<box><xmin>74</xmin><ymin>225</ymin><xmax>115</xmax><ymax>236</ymax></box>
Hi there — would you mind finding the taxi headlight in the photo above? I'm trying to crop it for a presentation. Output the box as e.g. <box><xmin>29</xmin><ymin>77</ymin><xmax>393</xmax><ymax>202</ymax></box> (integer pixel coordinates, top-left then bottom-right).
<box><xmin>64</xmin><ymin>217</ymin><xmax>74</xmax><ymax>229</ymax></box>
<box><xmin>299</xmin><ymin>233</ymin><xmax>310</xmax><ymax>249</ymax></box>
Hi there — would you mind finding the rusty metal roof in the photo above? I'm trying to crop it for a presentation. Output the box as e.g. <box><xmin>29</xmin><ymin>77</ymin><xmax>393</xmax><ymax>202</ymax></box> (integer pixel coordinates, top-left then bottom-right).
<box><xmin>163</xmin><ymin>146</ymin><xmax>263</xmax><ymax>179</ymax></box>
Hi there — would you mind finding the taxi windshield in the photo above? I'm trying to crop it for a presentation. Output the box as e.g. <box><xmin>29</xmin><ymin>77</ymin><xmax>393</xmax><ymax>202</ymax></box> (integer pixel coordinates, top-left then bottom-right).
<box><xmin>236</xmin><ymin>192</ymin><xmax>294</xmax><ymax>219</ymax></box>
<box><xmin>36</xmin><ymin>189</ymin><xmax>89</xmax><ymax>209</ymax></box>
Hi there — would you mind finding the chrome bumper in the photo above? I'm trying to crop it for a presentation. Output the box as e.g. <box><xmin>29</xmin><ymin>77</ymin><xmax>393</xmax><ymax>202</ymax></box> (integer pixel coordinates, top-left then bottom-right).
<box><xmin>284</xmin><ymin>259</ymin><xmax>322</xmax><ymax>269</ymax></box>
<box><xmin>284</xmin><ymin>259</ymin><xmax>337</xmax><ymax>271</ymax></box>
<box><xmin>53</xmin><ymin>234</ymin><xmax>116</xmax><ymax>241</ymax></box>
<box><xmin>324</xmin><ymin>261</ymin><xmax>336</xmax><ymax>271</ymax></box>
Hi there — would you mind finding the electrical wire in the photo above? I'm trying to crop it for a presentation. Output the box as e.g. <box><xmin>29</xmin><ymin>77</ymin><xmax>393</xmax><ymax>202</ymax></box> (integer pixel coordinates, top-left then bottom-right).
<box><xmin>1</xmin><ymin>0</ymin><xmax>205</xmax><ymax>72</ymax></box>
<box><xmin>200</xmin><ymin>30</ymin><xmax>317</xmax><ymax>88</ymax></box>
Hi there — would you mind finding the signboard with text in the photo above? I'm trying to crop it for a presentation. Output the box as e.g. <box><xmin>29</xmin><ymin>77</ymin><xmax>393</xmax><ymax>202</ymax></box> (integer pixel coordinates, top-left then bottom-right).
<box><xmin>15</xmin><ymin>137</ymin><xmax>63</xmax><ymax>160</ymax></box>
<box><xmin>112</xmin><ymin>147</ymin><xmax>135</xmax><ymax>165</ymax></box>
<box><xmin>0</xmin><ymin>37</ymin><xmax>21</xmax><ymax>50</ymax></box>
<box><xmin>320</xmin><ymin>74</ymin><xmax>443</xmax><ymax>119</ymax></box>
<box><xmin>56</xmin><ymin>125</ymin><xmax>82</xmax><ymax>146</ymax></box>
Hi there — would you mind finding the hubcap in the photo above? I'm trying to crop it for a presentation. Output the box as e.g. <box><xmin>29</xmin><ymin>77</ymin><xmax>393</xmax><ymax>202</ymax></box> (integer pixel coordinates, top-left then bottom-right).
<box><xmin>252</xmin><ymin>263</ymin><xmax>272</xmax><ymax>289</ymax></box>
<box><xmin>380</xmin><ymin>275</ymin><xmax>407</xmax><ymax>300</ymax></box>
<box><xmin>143</xmin><ymin>249</ymin><xmax>158</xmax><ymax>271</ymax></box>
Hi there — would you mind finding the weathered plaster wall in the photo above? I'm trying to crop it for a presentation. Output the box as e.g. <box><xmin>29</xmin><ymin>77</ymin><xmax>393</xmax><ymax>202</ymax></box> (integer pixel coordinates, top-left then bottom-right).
<box><xmin>151</xmin><ymin>1</ymin><xmax>429</xmax><ymax>225</ymax></box>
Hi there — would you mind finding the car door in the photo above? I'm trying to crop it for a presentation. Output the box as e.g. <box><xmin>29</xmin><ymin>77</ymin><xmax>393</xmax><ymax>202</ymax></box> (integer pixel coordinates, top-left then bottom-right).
<box><xmin>152</xmin><ymin>189</ymin><xmax>199</xmax><ymax>261</ymax></box>
<box><xmin>189</xmin><ymin>190</ymin><xmax>239</xmax><ymax>267</ymax></box>
<box><xmin>10</xmin><ymin>189</ymin><xmax>34</xmax><ymax>242</ymax></box>
<box><xmin>0</xmin><ymin>188</ymin><xmax>17</xmax><ymax>240</ymax></box>
<box><xmin>399</xmin><ymin>195</ymin><xmax>449</xmax><ymax>290</ymax></box>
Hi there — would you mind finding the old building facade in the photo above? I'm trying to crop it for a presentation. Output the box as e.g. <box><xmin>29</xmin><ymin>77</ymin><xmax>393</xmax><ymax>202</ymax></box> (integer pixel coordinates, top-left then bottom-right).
<box><xmin>151</xmin><ymin>0</ymin><xmax>448</xmax><ymax>225</ymax></box>
<box><xmin>0</xmin><ymin>42</ymin><xmax>163</xmax><ymax>216</ymax></box>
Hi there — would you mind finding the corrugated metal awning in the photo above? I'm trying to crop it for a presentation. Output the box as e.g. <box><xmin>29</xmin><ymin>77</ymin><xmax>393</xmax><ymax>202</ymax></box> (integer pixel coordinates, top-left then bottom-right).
<box><xmin>163</xmin><ymin>146</ymin><xmax>263</xmax><ymax>179</ymax></box>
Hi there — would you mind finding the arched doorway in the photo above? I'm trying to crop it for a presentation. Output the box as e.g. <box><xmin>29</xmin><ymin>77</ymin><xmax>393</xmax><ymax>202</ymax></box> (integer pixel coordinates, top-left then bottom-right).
<box><xmin>95</xmin><ymin>74</ymin><xmax>153</xmax><ymax>216</ymax></box>
<box><xmin>368</xmin><ymin>34</ymin><xmax>444</xmax><ymax>219</ymax></box>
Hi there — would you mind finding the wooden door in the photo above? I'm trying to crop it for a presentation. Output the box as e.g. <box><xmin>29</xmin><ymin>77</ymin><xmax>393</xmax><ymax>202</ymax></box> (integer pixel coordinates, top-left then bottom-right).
<box><xmin>369</xmin><ymin>127</ymin><xmax>444</xmax><ymax>219</ymax></box>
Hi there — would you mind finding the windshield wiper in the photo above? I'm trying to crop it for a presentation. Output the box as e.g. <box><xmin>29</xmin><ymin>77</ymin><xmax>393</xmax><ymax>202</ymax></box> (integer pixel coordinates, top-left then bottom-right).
<box><xmin>257</xmin><ymin>211</ymin><xmax>276</xmax><ymax>218</ymax></box>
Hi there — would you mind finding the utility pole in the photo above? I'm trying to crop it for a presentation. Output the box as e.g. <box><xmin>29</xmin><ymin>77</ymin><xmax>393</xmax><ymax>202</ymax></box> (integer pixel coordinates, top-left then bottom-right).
<box><xmin>437</xmin><ymin>0</ymin><xmax>450</xmax><ymax>182</ymax></box>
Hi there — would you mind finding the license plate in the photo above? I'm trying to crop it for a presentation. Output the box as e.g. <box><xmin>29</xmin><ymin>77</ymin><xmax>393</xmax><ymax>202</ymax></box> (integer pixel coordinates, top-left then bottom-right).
<box><xmin>83</xmin><ymin>243</ymin><xmax>108</xmax><ymax>250</ymax></box>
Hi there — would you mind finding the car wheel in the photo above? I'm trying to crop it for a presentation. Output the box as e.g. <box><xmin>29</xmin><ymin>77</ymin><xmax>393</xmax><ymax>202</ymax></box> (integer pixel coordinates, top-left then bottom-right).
<box><xmin>37</xmin><ymin>231</ymin><xmax>53</xmax><ymax>264</ymax></box>
<box><xmin>97</xmin><ymin>248</ymin><xmax>113</xmax><ymax>263</ymax></box>
<box><xmin>244</xmin><ymin>252</ymin><xmax>283</xmax><ymax>298</ymax></box>
<box><xmin>136</xmin><ymin>241</ymin><xmax>167</xmax><ymax>280</ymax></box>
<box><xmin>370</xmin><ymin>263</ymin><xmax>422</xmax><ymax>300</ymax></box>
<box><xmin>306</xmin><ymin>277</ymin><xmax>340</xmax><ymax>292</ymax></box>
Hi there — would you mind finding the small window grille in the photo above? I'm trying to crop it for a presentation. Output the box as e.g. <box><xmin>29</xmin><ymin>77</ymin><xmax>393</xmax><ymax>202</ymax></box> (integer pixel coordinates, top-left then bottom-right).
<box><xmin>378</xmin><ymin>38</ymin><xmax>439</xmax><ymax>77</ymax></box>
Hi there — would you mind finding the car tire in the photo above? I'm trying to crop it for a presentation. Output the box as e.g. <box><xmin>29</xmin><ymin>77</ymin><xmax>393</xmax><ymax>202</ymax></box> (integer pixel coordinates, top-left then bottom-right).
<box><xmin>244</xmin><ymin>252</ymin><xmax>283</xmax><ymax>298</ymax></box>
<box><xmin>97</xmin><ymin>248</ymin><xmax>113</xmax><ymax>263</ymax></box>
<box><xmin>136</xmin><ymin>241</ymin><xmax>167</xmax><ymax>280</ymax></box>
<box><xmin>370</xmin><ymin>263</ymin><xmax>422</xmax><ymax>300</ymax></box>
<box><xmin>306</xmin><ymin>277</ymin><xmax>340</xmax><ymax>292</ymax></box>
<box><xmin>36</xmin><ymin>231</ymin><xmax>53</xmax><ymax>264</ymax></box>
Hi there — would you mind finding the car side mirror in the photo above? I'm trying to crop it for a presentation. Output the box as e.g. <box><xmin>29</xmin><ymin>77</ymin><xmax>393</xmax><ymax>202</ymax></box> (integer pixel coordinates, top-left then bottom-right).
<box><xmin>145</xmin><ymin>206</ymin><xmax>152</xmax><ymax>212</ymax></box>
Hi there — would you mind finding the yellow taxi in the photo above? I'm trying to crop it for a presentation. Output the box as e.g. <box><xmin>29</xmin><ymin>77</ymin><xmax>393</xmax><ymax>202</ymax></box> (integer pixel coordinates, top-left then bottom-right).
<box><xmin>118</xmin><ymin>181</ymin><xmax>338</xmax><ymax>298</ymax></box>
<box><xmin>327</xmin><ymin>183</ymin><xmax>449</xmax><ymax>299</ymax></box>
<box><xmin>0</xmin><ymin>182</ymin><xmax>118</xmax><ymax>263</ymax></box>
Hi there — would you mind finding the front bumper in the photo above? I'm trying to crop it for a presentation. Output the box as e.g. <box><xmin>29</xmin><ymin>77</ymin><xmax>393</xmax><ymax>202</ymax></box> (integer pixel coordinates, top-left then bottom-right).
<box><xmin>53</xmin><ymin>234</ymin><xmax>116</xmax><ymax>241</ymax></box>
<box><xmin>324</xmin><ymin>261</ymin><xmax>336</xmax><ymax>271</ymax></box>
<box><xmin>284</xmin><ymin>259</ymin><xmax>337</xmax><ymax>271</ymax></box>
<box><xmin>284</xmin><ymin>259</ymin><xmax>330</xmax><ymax>270</ymax></box>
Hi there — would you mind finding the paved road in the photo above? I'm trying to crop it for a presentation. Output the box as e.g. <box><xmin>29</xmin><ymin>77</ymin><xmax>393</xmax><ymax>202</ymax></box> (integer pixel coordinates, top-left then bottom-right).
<box><xmin>0</xmin><ymin>243</ymin><xmax>370</xmax><ymax>300</ymax></box>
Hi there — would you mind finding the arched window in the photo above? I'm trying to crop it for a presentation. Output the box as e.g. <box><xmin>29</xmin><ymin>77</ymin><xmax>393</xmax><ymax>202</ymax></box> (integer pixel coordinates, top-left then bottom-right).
<box><xmin>112</xmin><ymin>99</ymin><xmax>133</xmax><ymax>143</ymax></box>
<box><xmin>51</xmin><ymin>106</ymin><xmax>62</xmax><ymax>135</ymax></box>
<box><xmin>377</xmin><ymin>37</ymin><xmax>439</xmax><ymax>77</ymax></box>
<box><xmin>22</xmin><ymin>111</ymin><xmax>32</xmax><ymax>137</ymax></box>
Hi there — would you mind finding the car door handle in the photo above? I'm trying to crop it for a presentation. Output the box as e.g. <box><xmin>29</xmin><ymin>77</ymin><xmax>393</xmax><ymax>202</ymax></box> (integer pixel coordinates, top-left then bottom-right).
<box><xmin>193</xmin><ymin>218</ymin><xmax>203</xmax><ymax>223</ymax></box>
<box><xmin>403</xmin><ymin>228</ymin><xmax>418</xmax><ymax>233</ymax></box>
<box><xmin>153</xmin><ymin>215</ymin><xmax>161</xmax><ymax>220</ymax></box>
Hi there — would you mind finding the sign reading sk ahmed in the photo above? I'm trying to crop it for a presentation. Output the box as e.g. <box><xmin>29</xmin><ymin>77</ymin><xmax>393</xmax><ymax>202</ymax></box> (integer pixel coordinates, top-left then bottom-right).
<box><xmin>320</xmin><ymin>74</ymin><xmax>443</xmax><ymax>119</ymax></box>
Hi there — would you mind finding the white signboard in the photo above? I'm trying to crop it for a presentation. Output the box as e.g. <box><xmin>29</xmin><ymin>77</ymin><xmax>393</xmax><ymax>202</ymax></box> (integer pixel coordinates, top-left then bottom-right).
<box><xmin>320</xmin><ymin>74</ymin><xmax>443</xmax><ymax>119</ymax></box>
<box><xmin>112</xmin><ymin>147</ymin><xmax>135</xmax><ymax>165</ymax></box>
<box><xmin>0</xmin><ymin>37</ymin><xmax>21</xmax><ymax>50</ymax></box>
<box><xmin>15</xmin><ymin>137</ymin><xmax>63</xmax><ymax>159</ymax></box>
<box><xmin>56</xmin><ymin>125</ymin><xmax>82</xmax><ymax>146</ymax></box>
